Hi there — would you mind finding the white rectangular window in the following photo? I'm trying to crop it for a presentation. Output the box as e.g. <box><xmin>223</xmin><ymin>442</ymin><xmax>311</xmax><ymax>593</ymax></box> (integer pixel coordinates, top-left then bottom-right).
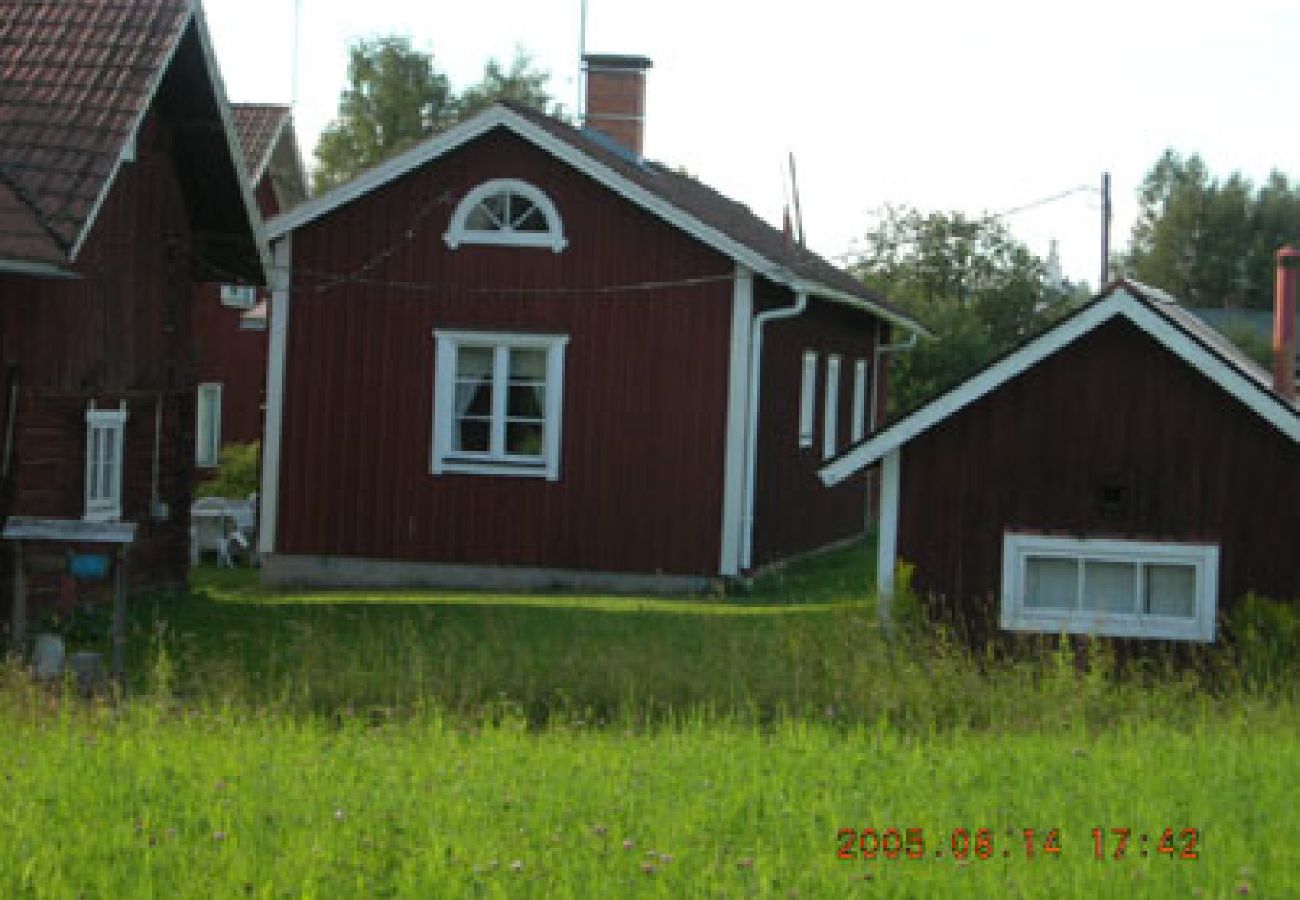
<box><xmin>220</xmin><ymin>285</ymin><xmax>257</xmax><ymax>309</ymax></box>
<box><xmin>851</xmin><ymin>358</ymin><xmax>869</xmax><ymax>443</ymax></box>
<box><xmin>432</xmin><ymin>330</ymin><xmax>568</xmax><ymax>480</ymax></box>
<box><xmin>823</xmin><ymin>354</ymin><xmax>841</xmax><ymax>460</ymax></box>
<box><xmin>196</xmin><ymin>383</ymin><xmax>222</xmax><ymax>468</ymax></box>
<box><xmin>1001</xmin><ymin>533</ymin><xmax>1218</xmax><ymax>642</ymax></box>
<box><xmin>799</xmin><ymin>350</ymin><xmax>817</xmax><ymax>448</ymax></box>
<box><xmin>84</xmin><ymin>402</ymin><xmax>127</xmax><ymax>522</ymax></box>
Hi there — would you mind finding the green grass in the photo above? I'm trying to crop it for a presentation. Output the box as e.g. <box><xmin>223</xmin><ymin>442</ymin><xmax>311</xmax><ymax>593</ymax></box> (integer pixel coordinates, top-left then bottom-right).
<box><xmin>3</xmin><ymin>542</ymin><xmax>1297</xmax><ymax>897</ymax></box>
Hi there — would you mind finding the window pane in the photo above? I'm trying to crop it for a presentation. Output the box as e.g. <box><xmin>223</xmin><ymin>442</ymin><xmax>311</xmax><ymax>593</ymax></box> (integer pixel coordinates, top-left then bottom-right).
<box><xmin>455</xmin><ymin>381</ymin><xmax>493</xmax><ymax>417</ymax></box>
<box><xmin>1083</xmin><ymin>561</ymin><xmax>1137</xmax><ymax>612</ymax></box>
<box><xmin>1024</xmin><ymin>557</ymin><xmax>1077</xmax><ymax>609</ymax></box>
<box><xmin>505</xmin><ymin>421</ymin><xmax>544</xmax><ymax>456</ymax></box>
<box><xmin>512</xmin><ymin>202</ymin><xmax>547</xmax><ymax>232</ymax></box>
<box><xmin>457</xmin><ymin>347</ymin><xmax>493</xmax><ymax>378</ymax></box>
<box><xmin>507</xmin><ymin>384</ymin><xmax>544</xmax><ymax>418</ymax></box>
<box><xmin>455</xmin><ymin>418</ymin><xmax>491</xmax><ymax>452</ymax></box>
<box><xmin>1146</xmin><ymin>564</ymin><xmax>1196</xmax><ymax>618</ymax></box>
<box><xmin>466</xmin><ymin>194</ymin><xmax>506</xmax><ymax>231</ymax></box>
<box><xmin>509</xmin><ymin>349</ymin><xmax>546</xmax><ymax>379</ymax></box>
<box><xmin>89</xmin><ymin>427</ymin><xmax>101</xmax><ymax>499</ymax></box>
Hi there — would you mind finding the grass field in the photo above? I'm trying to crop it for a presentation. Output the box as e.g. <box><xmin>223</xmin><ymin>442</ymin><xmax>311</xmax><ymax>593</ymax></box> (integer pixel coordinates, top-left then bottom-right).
<box><xmin>2</xmin><ymin>543</ymin><xmax>1297</xmax><ymax>897</ymax></box>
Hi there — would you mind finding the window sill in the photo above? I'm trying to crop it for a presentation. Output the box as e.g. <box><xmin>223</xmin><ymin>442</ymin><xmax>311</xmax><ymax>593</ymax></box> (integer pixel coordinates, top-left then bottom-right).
<box><xmin>433</xmin><ymin>457</ymin><xmax>555</xmax><ymax>480</ymax></box>
<box><xmin>1000</xmin><ymin>611</ymin><xmax>1213</xmax><ymax>642</ymax></box>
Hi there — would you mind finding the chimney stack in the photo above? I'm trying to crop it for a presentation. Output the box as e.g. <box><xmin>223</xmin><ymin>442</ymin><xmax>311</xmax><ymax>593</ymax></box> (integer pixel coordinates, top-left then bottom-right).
<box><xmin>1274</xmin><ymin>246</ymin><xmax>1299</xmax><ymax>401</ymax></box>
<box><xmin>582</xmin><ymin>54</ymin><xmax>652</xmax><ymax>157</ymax></box>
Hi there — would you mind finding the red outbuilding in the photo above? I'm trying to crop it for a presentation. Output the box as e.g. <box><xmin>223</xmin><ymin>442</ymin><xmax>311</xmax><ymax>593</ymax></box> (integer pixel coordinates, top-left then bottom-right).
<box><xmin>821</xmin><ymin>276</ymin><xmax>1300</xmax><ymax>642</ymax></box>
<box><xmin>260</xmin><ymin>55</ymin><xmax>922</xmax><ymax>590</ymax></box>
<box><xmin>193</xmin><ymin>103</ymin><xmax>306</xmax><ymax>474</ymax></box>
<box><xmin>0</xmin><ymin>0</ymin><xmax>268</xmax><ymax>649</ymax></box>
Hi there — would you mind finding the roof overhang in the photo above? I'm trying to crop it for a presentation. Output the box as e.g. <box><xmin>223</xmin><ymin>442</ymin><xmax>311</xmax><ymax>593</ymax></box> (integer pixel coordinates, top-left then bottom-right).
<box><xmin>819</xmin><ymin>284</ymin><xmax>1300</xmax><ymax>486</ymax></box>
<box><xmin>268</xmin><ymin>105</ymin><xmax>923</xmax><ymax>335</ymax></box>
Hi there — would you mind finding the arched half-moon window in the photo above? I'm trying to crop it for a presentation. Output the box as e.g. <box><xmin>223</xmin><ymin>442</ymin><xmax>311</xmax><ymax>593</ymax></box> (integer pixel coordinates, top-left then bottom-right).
<box><xmin>443</xmin><ymin>179</ymin><xmax>567</xmax><ymax>252</ymax></box>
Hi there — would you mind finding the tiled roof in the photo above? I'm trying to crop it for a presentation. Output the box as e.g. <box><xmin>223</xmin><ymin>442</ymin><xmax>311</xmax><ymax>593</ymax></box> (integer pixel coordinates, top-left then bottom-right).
<box><xmin>0</xmin><ymin>0</ymin><xmax>192</xmax><ymax>262</ymax></box>
<box><xmin>231</xmin><ymin>102</ymin><xmax>289</xmax><ymax>181</ymax></box>
<box><xmin>504</xmin><ymin>102</ymin><xmax>908</xmax><ymax>322</ymax></box>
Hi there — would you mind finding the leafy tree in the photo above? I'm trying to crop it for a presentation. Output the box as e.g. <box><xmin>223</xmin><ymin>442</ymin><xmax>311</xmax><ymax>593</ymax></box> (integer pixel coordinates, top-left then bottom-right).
<box><xmin>1122</xmin><ymin>149</ymin><xmax>1300</xmax><ymax>310</ymax></box>
<box><xmin>313</xmin><ymin>39</ymin><xmax>560</xmax><ymax>193</ymax></box>
<box><xmin>850</xmin><ymin>205</ymin><xmax>1077</xmax><ymax>414</ymax></box>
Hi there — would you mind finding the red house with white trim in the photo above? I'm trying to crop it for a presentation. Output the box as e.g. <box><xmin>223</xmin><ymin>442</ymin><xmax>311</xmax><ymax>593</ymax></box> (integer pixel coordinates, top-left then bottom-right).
<box><xmin>259</xmin><ymin>55</ymin><xmax>921</xmax><ymax>590</ymax></box>
<box><xmin>821</xmin><ymin>273</ymin><xmax>1300</xmax><ymax>642</ymax></box>
<box><xmin>0</xmin><ymin>0</ymin><xmax>267</xmax><ymax>638</ymax></box>
<box><xmin>193</xmin><ymin>103</ymin><xmax>306</xmax><ymax>473</ymax></box>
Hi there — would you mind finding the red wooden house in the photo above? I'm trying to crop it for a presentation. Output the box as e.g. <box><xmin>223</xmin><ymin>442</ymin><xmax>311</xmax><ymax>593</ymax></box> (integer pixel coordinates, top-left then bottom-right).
<box><xmin>821</xmin><ymin>269</ymin><xmax>1300</xmax><ymax>643</ymax></box>
<box><xmin>193</xmin><ymin>102</ymin><xmax>305</xmax><ymax>473</ymax></box>
<box><xmin>259</xmin><ymin>55</ymin><xmax>922</xmax><ymax>590</ymax></box>
<box><xmin>0</xmin><ymin>0</ymin><xmax>268</xmax><ymax>641</ymax></box>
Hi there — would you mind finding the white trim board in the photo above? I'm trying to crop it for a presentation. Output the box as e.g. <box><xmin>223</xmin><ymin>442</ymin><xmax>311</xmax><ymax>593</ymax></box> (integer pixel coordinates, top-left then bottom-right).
<box><xmin>718</xmin><ymin>264</ymin><xmax>753</xmax><ymax>576</ymax></box>
<box><xmin>258</xmin><ymin>235</ymin><xmax>292</xmax><ymax>556</ymax></box>
<box><xmin>265</xmin><ymin>105</ymin><xmax>922</xmax><ymax>335</ymax></box>
<box><xmin>820</xmin><ymin>285</ymin><xmax>1300</xmax><ymax>486</ymax></box>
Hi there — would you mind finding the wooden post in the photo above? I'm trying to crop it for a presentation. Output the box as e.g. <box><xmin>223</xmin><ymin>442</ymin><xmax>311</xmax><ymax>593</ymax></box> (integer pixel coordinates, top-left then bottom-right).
<box><xmin>10</xmin><ymin>541</ymin><xmax>24</xmax><ymax>656</ymax></box>
<box><xmin>112</xmin><ymin>544</ymin><xmax>126</xmax><ymax>685</ymax></box>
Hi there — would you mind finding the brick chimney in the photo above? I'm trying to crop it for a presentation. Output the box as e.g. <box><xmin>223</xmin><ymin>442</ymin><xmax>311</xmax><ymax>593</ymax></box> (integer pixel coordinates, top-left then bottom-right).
<box><xmin>1274</xmin><ymin>246</ymin><xmax>1299</xmax><ymax>401</ymax></box>
<box><xmin>582</xmin><ymin>54</ymin><xmax>652</xmax><ymax>157</ymax></box>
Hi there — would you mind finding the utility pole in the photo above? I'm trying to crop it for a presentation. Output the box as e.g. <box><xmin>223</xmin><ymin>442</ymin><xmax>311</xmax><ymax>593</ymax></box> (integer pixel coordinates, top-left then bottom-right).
<box><xmin>1100</xmin><ymin>171</ymin><xmax>1112</xmax><ymax>288</ymax></box>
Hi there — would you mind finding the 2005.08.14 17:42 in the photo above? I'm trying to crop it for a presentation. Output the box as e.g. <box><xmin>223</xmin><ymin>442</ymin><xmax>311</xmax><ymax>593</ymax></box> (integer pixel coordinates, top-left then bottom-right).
<box><xmin>837</xmin><ymin>827</ymin><xmax>1063</xmax><ymax>861</ymax></box>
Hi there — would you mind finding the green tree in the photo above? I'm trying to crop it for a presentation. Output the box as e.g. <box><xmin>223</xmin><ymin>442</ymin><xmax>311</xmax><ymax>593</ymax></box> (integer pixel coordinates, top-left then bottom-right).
<box><xmin>1123</xmin><ymin>149</ymin><xmax>1300</xmax><ymax>310</ymax></box>
<box><xmin>850</xmin><ymin>205</ymin><xmax>1075</xmax><ymax>414</ymax></box>
<box><xmin>313</xmin><ymin>39</ymin><xmax>560</xmax><ymax>193</ymax></box>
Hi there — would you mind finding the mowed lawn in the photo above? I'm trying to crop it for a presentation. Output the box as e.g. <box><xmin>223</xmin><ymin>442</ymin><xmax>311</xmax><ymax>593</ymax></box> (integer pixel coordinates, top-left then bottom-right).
<box><xmin>1</xmin><ymin>543</ymin><xmax>1296</xmax><ymax>898</ymax></box>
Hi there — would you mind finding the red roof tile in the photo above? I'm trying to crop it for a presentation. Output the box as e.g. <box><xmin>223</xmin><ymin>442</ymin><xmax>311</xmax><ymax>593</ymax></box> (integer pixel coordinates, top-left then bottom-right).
<box><xmin>231</xmin><ymin>102</ymin><xmax>289</xmax><ymax>181</ymax></box>
<box><xmin>0</xmin><ymin>0</ymin><xmax>191</xmax><ymax>261</ymax></box>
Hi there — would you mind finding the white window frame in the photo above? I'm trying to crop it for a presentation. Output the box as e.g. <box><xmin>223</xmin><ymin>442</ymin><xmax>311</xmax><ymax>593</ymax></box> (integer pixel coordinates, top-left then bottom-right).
<box><xmin>823</xmin><ymin>354</ymin><xmax>841</xmax><ymax>460</ymax></box>
<box><xmin>1001</xmin><ymin>532</ymin><xmax>1219</xmax><ymax>642</ymax></box>
<box><xmin>799</xmin><ymin>350</ymin><xmax>817</xmax><ymax>448</ymax></box>
<box><xmin>220</xmin><ymin>285</ymin><xmax>257</xmax><ymax>309</ymax></box>
<box><xmin>442</xmin><ymin>178</ymin><xmax>567</xmax><ymax>252</ymax></box>
<box><xmin>195</xmin><ymin>382</ymin><xmax>222</xmax><ymax>468</ymax></box>
<box><xmin>851</xmin><ymin>358</ymin><xmax>868</xmax><ymax>443</ymax></box>
<box><xmin>84</xmin><ymin>401</ymin><xmax>127</xmax><ymax>522</ymax></box>
<box><xmin>431</xmin><ymin>330</ymin><xmax>568</xmax><ymax>480</ymax></box>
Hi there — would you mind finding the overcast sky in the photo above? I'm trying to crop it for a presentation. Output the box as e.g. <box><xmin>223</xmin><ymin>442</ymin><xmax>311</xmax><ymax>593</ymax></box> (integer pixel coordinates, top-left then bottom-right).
<box><xmin>204</xmin><ymin>0</ymin><xmax>1300</xmax><ymax>289</ymax></box>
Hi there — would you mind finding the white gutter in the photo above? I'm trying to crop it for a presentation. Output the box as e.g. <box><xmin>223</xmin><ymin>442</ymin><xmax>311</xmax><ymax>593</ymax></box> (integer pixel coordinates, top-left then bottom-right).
<box><xmin>740</xmin><ymin>287</ymin><xmax>809</xmax><ymax>571</ymax></box>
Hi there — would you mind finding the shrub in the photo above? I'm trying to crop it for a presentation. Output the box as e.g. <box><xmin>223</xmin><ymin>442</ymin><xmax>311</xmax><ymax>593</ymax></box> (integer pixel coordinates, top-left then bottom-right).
<box><xmin>196</xmin><ymin>441</ymin><xmax>260</xmax><ymax>499</ymax></box>
<box><xmin>1225</xmin><ymin>593</ymin><xmax>1300</xmax><ymax>691</ymax></box>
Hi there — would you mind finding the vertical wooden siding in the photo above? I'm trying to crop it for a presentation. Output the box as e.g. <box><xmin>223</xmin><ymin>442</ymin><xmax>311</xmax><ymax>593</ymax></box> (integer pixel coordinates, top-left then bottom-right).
<box><xmin>278</xmin><ymin>129</ymin><xmax>734</xmax><ymax>576</ymax></box>
<box><xmin>898</xmin><ymin>316</ymin><xmax>1300</xmax><ymax>631</ymax></box>
<box><xmin>751</xmin><ymin>279</ymin><xmax>876</xmax><ymax>567</ymax></box>
<box><xmin>0</xmin><ymin>110</ymin><xmax>195</xmax><ymax>589</ymax></box>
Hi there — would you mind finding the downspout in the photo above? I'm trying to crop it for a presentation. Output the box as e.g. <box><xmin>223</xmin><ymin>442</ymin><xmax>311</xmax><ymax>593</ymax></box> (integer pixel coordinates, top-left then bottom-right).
<box><xmin>869</xmin><ymin>323</ymin><xmax>918</xmax><ymax>432</ymax></box>
<box><xmin>741</xmin><ymin>287</ymin><xmax>809</xmax><ymax>572</ymax></box>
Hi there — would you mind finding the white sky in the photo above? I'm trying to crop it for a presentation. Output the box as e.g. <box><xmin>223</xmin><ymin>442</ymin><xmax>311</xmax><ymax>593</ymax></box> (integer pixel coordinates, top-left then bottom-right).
<box><xmin>205</xmin><ymin>0</ymin><xmax>1300</xmax><ymax>289</ymax></box>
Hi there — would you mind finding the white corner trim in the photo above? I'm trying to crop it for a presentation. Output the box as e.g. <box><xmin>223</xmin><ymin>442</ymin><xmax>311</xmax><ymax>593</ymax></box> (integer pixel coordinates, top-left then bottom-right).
<box><xmin>258</xmin><ymin>235</ymin><xmax>291</xmax><ymax>556</ymax></box>
<box><xmin>820</xmin><ymin>288</ymin><xmax>1300</xmax><ymax>487</ymax></box>
<box><xmin>876</xmin><ymin>448</ymin><xmax>900</xmax><ymax>625</ymax></box>
<box><xmin>719</xmin><ymin>264</ymin><xmax>753</xmax><ymax>577</ymax></box>
<box><xmin>263</xmin><ymin>106</ymin><xmax>923</xmax><ymax>335</ymax></box>
<box><xmin>442</xmin><ymin>178</ymin><xmax>567</xmax><ymax>252</ymax></box>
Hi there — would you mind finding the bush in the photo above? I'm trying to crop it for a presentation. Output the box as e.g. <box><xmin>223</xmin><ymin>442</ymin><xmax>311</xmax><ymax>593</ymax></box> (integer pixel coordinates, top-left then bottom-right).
<box><xmin>196</xmin><ymin>441</ymin><xmax>260</xmax><ymax>499</ymax></box>
<box><xmin>1226</xmin><ymin>593</ymin><xmax>1300</xmax><ymax>691</ymax></box>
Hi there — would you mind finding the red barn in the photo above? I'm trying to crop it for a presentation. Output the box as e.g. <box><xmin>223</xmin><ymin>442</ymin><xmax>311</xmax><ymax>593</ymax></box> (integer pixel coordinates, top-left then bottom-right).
<box><xmin>0</xmin><ymin>0</ymin><xmax>268</xmax><ymax>638</ymax></box>
<box><xmin>821</xmin><ymin>277</ymin><xmax>1300</xmax><ymax>642</ymax></box>
<box><xmin>193</xmin><ymin>103</ymin><xmax>306</xmax><ymax>473</ymax></box>
<box><xmin>260</xmin><ymin>56</ymin><xmax>922</xmax><ymax>590</ymax></box>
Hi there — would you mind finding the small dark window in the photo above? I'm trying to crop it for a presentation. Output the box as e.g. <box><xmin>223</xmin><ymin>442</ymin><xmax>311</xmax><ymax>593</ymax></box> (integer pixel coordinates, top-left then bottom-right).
<box><xmin>1096</xmin><ymin>480</ymin><xmax>1129</xmax><ymax>521</ymax></box>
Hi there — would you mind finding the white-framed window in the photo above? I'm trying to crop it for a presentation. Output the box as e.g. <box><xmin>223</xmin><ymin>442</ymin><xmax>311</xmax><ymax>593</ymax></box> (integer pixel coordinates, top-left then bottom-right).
<box><xmin>220</xmin><ymin>285</ymin><xmax>257</xmax><ymax>309</ymax></box>
<box><xmin>196</xmin><ymin>382</ymin><xmax>222</xmax><ymax>468</ymax></box>
<box><xmin>823</xmin><ymin>354</ymin><xmax>841</xmax><ymax>460</ymax></box>
<box><xmin>799</xmin><ymin>350</ymin><xmax>817</xmax><ymax>448</ymax></box>
<box><xmin>1001</xmin><ymin>533</ymin><xmax>1219</xmax><ymax>642</ymax></box>
<box><xmin>84</xmin><ymin>401</ymin><xmax>127</xmax><ymax>522</ymax></box>
<box><xmin>431</xmin><ymin>330</ymin><xmax>569</xmax><ymax>480</ymax></box>
<box><xmin>851</xmin><ymin>358</ymin><xmax>869</xmax><ymax>443</ymax></box>
<box><xmin>443</xmin><ymin>179</ymin><xmax>567</xmax><ymax>252</ymax></box>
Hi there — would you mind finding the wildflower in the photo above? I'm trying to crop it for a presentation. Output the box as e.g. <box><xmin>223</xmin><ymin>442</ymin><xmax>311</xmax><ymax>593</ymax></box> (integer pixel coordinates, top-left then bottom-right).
<box><xmin>659</xmin><ymin>853</ymin><xmax>673</xmax><ymax>864</ymax></box>
<box><xmin>1236</xmin><ymin>886</ymin><xmax>1250</xmax><ymax>896</ymax></box>
<box><xmin>738</xmin><ymin>857</ymin><xmax>755</xmax><ymax>869</ymax></box>
<box><xmin>640</xmin><ymin>862</ymin><xmax>656</xmax><ymax>875</ymax></box>
<box><xmin>510</xmin><ymin>860</ymin><xmax>524</xmax><ymax>873</ymax></box>
<box><xmin>623</xmin><ymin>839</ymin><xmax>635</xmax><ymax>851</ymax></box>
<box><xmin>594</xmin><ymin>825</ymin><xmax>607</xmax><ymax>837</ymax></box>
<box><xmin>334</xmin><ymin>808</ymin><xmax>346</xmax><ymax>821</ymax></box>
<box><xmin>213</xmin><ymin>830</ymin><xmax>227</xmax><ymax>843</ymax></box>
<box><xmin>214</xmin><ymin>779</ymin><xmax>228</xmax><ymax>792</ymax></box>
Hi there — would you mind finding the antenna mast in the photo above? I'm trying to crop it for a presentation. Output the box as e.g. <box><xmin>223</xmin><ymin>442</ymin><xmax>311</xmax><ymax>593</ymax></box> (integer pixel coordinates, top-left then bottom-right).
<box><xmin>788</xmin><ymin>151</ymin><xmax>805</xmax><ymax>248</ymax></box>
<box><xmin>578</xmin><ymin>0</ymin><xmax>588</xmax><ymax>121</ymax></box>
<box><xmin>291</xmin><ymin>0</ymin><xmax>302</xmax><ymax>110</ymax></box>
